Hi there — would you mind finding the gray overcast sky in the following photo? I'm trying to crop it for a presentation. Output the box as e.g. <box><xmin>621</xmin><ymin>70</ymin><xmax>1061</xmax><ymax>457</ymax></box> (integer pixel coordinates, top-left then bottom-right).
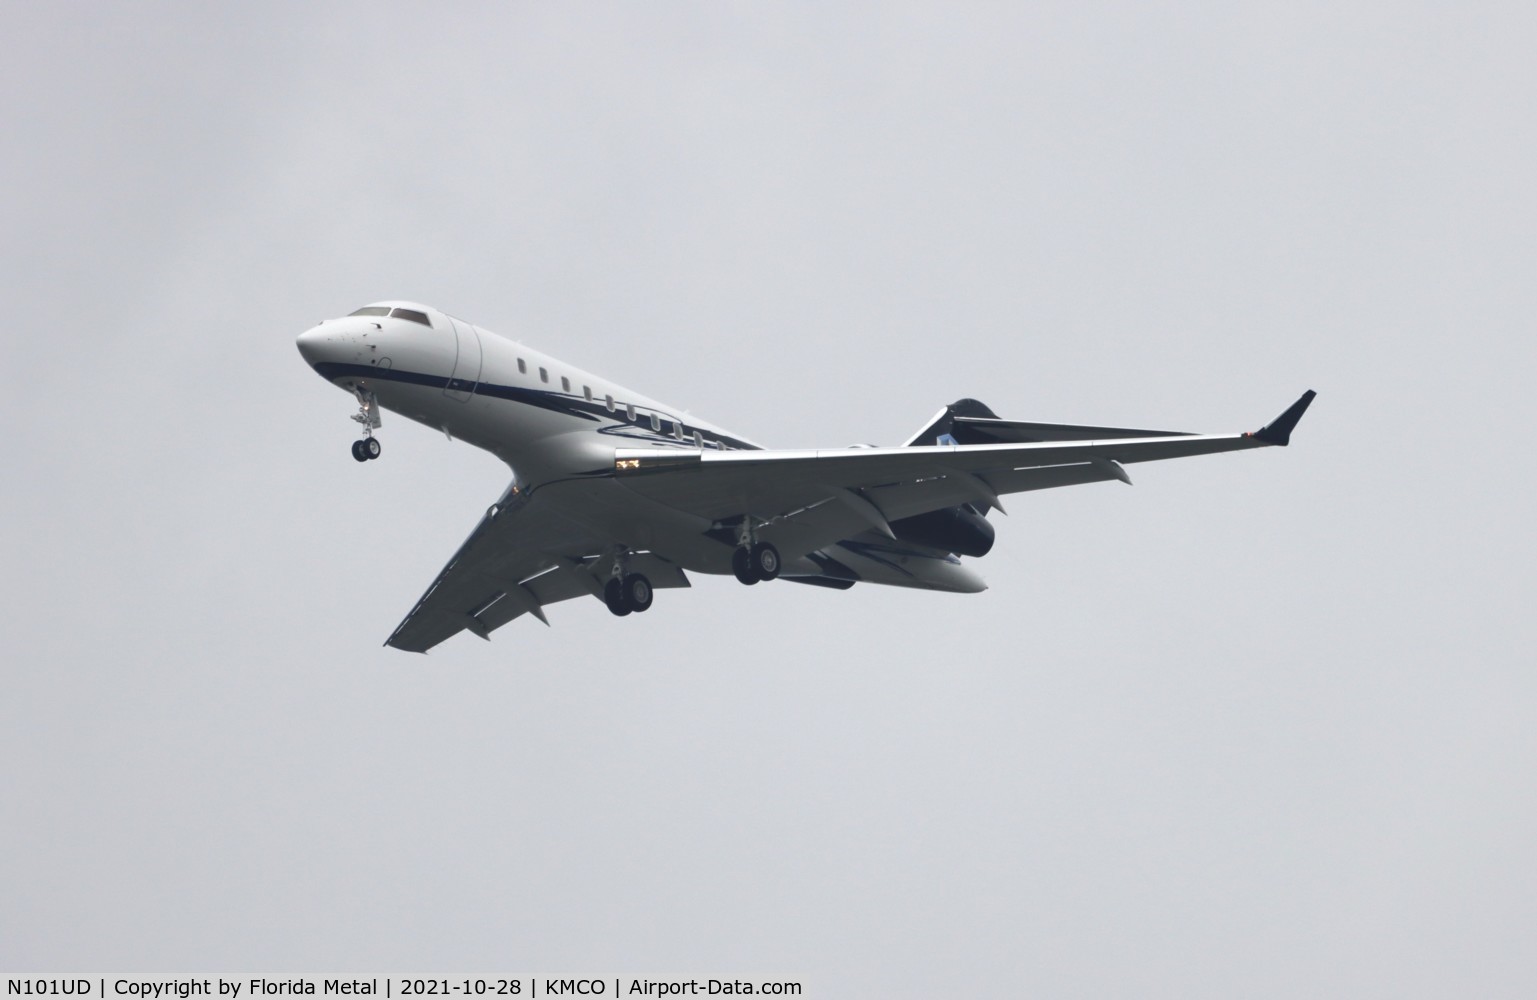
<box><xmin>3</xmin><ymin>2</ymin><xmax>1535</xmax><ymax>995</ymax></box>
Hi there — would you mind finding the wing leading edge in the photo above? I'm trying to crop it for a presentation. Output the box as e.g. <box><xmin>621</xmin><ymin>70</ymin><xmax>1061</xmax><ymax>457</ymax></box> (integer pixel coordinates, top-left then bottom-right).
<box><xmin>614</xmin><ymin>392</ymin><xmax>1316</xmax><ymax>526</ymax></box>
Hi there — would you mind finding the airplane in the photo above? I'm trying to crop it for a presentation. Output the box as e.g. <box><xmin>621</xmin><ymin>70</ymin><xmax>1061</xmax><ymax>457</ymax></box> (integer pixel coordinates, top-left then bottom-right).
<box><xmin>296</xmin><ymin>301</ymin><xmax>1314</xmax><ymax>652</ymax></box>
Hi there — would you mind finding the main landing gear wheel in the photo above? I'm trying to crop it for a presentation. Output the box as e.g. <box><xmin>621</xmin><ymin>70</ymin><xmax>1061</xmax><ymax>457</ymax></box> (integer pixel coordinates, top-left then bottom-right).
<box><xmin>751</xmin><ymin>541</ymin><xmax>780</xmax><ymax>581</ymax></box>
<box><xmin>733</xmin><ymin>542</ymin><xmax>781</xmax><ymax>584</ymax></box>
<box><xmin>623</xmin><ymin>573</ymin><xmax>653</xmax><ymax>613</ymax></box>
<box><xmin>605</xmin><ymin>573</ymin><xmax>653</xmax><ymax>615</ymax></box>
<box><xmin>604</xmin><ymin>578</ymin><xmax>632</xmax><ymax>616</ymax></box>
<box><xmin>351</xmin><ymin>440</ymin><xmax>367</xmax><ymax>462</ymax></box>
<box><xmin>351</xmin><ymin>438</ymin><xmax>381</xmax><ymax>462</ymax></box>
<box><xmin>732</xmin><ymin>547</ymin><xmax>758</xmax><ymax>585</ymax></box>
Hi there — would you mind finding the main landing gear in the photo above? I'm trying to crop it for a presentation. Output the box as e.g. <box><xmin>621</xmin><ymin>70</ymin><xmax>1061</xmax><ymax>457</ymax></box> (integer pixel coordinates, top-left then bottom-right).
<box><xmin>732</xmin><ymin>541</ymin><xmax>781</xmax><ymax>585</ymax></box>
<box><xmin>603</xmin><ymin>552</ymin><xmax>654</xmax><ymax>616</ymax></box>
<box><xmin>604</xmin><ymin>574</ymin><xmax>653</xmax><ymax>616</ymax></box>
<box><xmin>349</xmin><ymin>386</ymin><xmax>382</xmax><ymax>463</ymax></box>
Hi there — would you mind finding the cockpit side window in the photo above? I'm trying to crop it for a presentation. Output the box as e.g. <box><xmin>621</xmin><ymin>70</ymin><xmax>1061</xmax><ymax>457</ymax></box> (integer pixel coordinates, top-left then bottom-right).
<box><xmin>349</xmin><ymin>306</ymin><xmax>391</xmax><ymax>317</ymax></box>
<box><xmin>389</xmin><ymin>307</ymin><xmax>431</xmax><ymax>327</ymax></box>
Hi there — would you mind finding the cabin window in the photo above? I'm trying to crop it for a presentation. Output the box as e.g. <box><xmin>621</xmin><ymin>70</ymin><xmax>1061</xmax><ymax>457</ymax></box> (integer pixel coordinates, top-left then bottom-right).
<box><xmin>539</xmin><ymin>367</ymin><xmax>549</xmax><ymax>383</ymax></box>
<box><xmin>626</xmin><ymin>403</ymin><xmax>636</xmax><ymax>421</ymax></box>
<box><xmin>561</xmin><ymin>376</ymin><xmax>571</xmax><ymax>392</ymax></box>
<box><xmin>605</xmin><ymin>394</ymin><xmax>615</xmax><ymax>412</ymax></box>
<box><xmin>583</xmin><ymin>385</ymin><xmax>593</xmax><ymax>402</ymax></box>
<box><xmin>650</xmin><ymin>412</ymin><xmax>661</xmax><ymax>432</ymax></box>
<box><xmin>692</xmin><ymin>431</ymin><xmax>703</xmax><ymax>447</ymax></box>
<box><xmin>673</xmin><ymin>421</ymin><xmax>684</xmax><ymax>440</ymax></box>
<box><xmin>517</xmin><ymin>359</ymin><xmax>526</xmax><ymax>374</ymax></box>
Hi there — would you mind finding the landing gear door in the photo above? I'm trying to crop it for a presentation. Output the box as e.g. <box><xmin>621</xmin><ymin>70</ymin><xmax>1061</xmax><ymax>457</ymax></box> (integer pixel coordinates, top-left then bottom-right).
<box><xmin>443</xmin><ymin>316</ymin><xmax>483</xmax><ymax>402</ymax></box>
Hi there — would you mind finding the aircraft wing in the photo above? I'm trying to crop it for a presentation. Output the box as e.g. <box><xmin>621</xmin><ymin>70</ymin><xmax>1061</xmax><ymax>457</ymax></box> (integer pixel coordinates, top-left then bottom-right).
<box><xmin>614</xmin><ymin>391</ymin><xmax>1316</xmax><ymax>545</ymax></box>
<box><xmin>387</xmin><ymin>392</ymin><xmax>1312</xmax><ymax>650</ymax></box>
<box><xmin>384</xmin><ymin>482</ymin><xmax>691</xmax><ymax>653</ymax></box>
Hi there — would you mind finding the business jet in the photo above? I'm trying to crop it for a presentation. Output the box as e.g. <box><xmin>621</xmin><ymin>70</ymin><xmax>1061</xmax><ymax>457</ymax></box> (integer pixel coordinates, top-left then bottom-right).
<box><xmin>296</xmin><ymin>302</ymin><xmax>1313</xmax><ymax>652</ymax></box>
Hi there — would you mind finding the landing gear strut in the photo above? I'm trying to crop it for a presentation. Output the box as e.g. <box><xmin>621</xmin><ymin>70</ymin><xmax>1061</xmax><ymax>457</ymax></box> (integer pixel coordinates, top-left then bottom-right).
<box><xmin>349</xmin><ymin>386</ymin><xmax>382</xmax><ymax>462</ymax></box>
<box><xmin>731</xmin><ymin>521</ymin><xmax>780</xmax><ymax>584</ymax></box>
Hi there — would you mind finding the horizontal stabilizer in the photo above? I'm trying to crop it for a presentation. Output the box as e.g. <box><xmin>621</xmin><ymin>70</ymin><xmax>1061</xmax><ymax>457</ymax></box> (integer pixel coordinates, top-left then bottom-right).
<box><xmin>1251</xmin><ymin>390</ymin><xmax>1317</xmax><ymax>446</ymax></box>
<box><xmin>903</xmin><ymin>398</ymin><xmax>999</xmax><ymax>447</ymax></box>
<box><xmin>905</xmin><ymin>399</ymin><xmax>1195</xmax><ymax>447</ymax></box>
<box><xmin>953</xmin><ymin>416</ymin><xmax>1192</xmax><ymax>444</ymax></box>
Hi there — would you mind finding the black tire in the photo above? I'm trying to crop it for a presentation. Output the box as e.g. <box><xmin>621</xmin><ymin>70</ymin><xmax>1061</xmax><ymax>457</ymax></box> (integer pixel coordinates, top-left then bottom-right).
<box><xmin>604</xmin><ymin>578</ymin><xmax>631</xmax><ymax>617</ymax></box>
<box><xmin>623</xmin><ymin>573</ymin><xmax>653</xmax><ymax>613</ymax></box>
<box><xmin>751</xmin><ymin>541</ymin><xmax>780</xmax><ymax>581</ymax></box>
<box><xmin>364</xmin><ymin>437</ymin><xmax>382</xmax><ymax>460</ymax></box>
<box><xmin>351</xmin><ymin>440</ymin><xmax>368</xmax><ymax>462</ymax></box>
<box><xmin>732</xmin><ymin>547</ymin><xmax>758</xmax><ymax>585</ymax></box>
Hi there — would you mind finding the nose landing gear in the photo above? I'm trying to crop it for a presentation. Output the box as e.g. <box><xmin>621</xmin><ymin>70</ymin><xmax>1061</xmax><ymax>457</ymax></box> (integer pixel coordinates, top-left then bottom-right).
<box><xmin>348</xmin><ymin>386</ymin><xmax>382</xmax><ymax>462</ymax></box>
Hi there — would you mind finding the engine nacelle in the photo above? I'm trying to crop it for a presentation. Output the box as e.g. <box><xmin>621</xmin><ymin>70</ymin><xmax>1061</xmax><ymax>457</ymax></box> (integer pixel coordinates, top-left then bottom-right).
<box><xmin>888</xmin><ymin>505</ymin><xmax>995</xmax><ymax>557</ymax></box>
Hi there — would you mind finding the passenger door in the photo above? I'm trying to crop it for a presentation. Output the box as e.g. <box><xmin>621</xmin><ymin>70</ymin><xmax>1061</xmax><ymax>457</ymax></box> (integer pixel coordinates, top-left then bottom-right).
<box><xmin>443</xmin><ymin>316</ymin><xmax>482</xmax><ymax>402</ymax></box>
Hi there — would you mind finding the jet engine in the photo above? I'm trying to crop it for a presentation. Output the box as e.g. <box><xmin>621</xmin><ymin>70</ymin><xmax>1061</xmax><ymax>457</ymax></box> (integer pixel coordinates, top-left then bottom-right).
<box><xmin>888</xmin><ymin>504</ymin><xmax>995</xmax><ymax>557</ymax></box>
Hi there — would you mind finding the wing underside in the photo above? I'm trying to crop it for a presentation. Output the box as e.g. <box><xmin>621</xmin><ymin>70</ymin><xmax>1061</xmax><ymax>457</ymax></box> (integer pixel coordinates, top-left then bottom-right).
<box><xmin>383</xmin><ymin>483</ymin><xmax>691</xmax><ymax>652</ymax></box>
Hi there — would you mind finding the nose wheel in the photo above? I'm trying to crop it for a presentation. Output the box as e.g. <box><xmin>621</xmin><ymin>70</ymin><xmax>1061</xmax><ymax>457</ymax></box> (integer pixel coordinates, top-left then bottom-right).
<box><xmin>348</xmin><ymin>386</ymin><xmax>382</xmax><ymax>462</ymax></box>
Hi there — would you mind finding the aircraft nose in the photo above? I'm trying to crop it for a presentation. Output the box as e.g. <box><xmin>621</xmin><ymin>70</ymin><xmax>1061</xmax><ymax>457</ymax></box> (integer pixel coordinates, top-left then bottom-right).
<box><xmin>295</xmin><ymin>325</ymin><xmax>329</xmax><ymax>367</ymax></box>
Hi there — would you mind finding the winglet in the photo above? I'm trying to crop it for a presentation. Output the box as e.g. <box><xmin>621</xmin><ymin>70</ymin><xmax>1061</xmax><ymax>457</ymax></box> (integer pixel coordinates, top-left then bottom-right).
<box><xmin>1251</xmin><ymin>390</ymin><xmax>1316</xmax><ymax>446</ymax></box>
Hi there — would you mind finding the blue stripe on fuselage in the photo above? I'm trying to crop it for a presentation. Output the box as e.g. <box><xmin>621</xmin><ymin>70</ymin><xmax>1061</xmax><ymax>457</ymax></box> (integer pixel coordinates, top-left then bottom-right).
<box><xmin>311</xmin><ymin>361</ymin><xmax>761</xmax><ymax>451</ymax></box>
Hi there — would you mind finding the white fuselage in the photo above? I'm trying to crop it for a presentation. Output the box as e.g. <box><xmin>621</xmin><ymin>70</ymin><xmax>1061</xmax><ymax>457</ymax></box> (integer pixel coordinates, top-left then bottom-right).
<box><xmin>296</xmin><ymin>301</ymin><xmax>759</xmax><ymax>484</ymax></box>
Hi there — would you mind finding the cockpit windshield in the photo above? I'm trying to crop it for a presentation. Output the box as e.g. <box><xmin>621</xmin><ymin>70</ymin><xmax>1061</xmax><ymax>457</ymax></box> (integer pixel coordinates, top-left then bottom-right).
<box><xmin>390</xmin><ymin>307</ymin><xmax>431</xmax><ymax>326</ymax></box>
<box><xmin>348</xmin><ymin>305</ymin><xmax>432</xmax><ymax>327</ymax></box>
